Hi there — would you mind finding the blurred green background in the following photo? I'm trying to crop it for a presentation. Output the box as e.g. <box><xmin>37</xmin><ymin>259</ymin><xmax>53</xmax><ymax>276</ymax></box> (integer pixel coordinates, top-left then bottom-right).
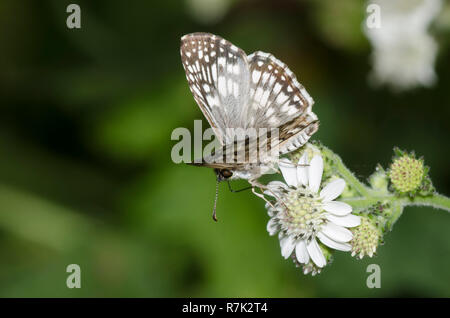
<box><xmin>0</xmin><ymin>0</ymin><xmax>449</xmax><ymax>297</ymax></box>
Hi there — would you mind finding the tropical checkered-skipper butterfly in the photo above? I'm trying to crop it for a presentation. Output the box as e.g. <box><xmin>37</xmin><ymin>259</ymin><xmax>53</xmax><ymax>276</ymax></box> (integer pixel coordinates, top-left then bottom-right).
<box><xmin>180</xmin><ymin>33</ymin><xmax>319</xmax><ymax>219</ymax></box>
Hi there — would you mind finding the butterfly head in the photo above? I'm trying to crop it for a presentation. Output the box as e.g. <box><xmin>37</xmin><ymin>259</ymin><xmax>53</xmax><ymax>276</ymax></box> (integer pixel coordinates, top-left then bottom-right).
<box><xmin>215</xmin><ymin>168</ymin><xmax>234</xmax><ymax>182</ymax></box>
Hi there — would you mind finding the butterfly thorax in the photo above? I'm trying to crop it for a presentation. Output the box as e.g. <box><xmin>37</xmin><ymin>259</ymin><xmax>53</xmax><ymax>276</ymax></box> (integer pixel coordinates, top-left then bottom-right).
<box><xmin>200</xmin><ymin>135</ymin><xmax>279</xmax><ymax>181</ymax></box>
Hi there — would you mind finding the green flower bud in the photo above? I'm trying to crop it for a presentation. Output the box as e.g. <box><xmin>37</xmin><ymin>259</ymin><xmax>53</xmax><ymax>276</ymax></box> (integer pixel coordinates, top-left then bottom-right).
<box><xmin>288</xmin><ymin>142</ymin><xmax>322</xmax><ymax>163</ymax></box>
<box><xmin>288</xmin><ymin>141</ymin><xmax>334</xmax><ymax>181</ymax></box>
<box><xmin>389</xmin><ymin>155</ymin><xmax>424</xmax><ymax>193</ymax></box>
<box><xmin>350</xmin><ymin>216</ymin><xmax>382</xmax><ymax>259</ymax></box>
<box><xmin>388</xmin><ymin>148</ymin><xmax>435</xmax><ymax>197</ymax></box>
<box><xmin>369</xmin><ymin>164</ymin><xmax>389</xmax><ymax>194</ymax></box>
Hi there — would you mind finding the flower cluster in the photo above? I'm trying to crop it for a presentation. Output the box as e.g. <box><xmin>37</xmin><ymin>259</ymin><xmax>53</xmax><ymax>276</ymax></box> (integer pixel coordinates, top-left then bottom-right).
<box><xmin>265</xmin><ymin>153</ymin><xmax>360</xmax><ymax>273</ymax></box>
<box><xmin>350</xmin><ymin>216</ymin><xmax>382</xmax><ymax>259</ymax></box>
<box><xmin>253</xmin><ymin>143</ymin><xmax>448</xmax><ymax>276</ymax></box>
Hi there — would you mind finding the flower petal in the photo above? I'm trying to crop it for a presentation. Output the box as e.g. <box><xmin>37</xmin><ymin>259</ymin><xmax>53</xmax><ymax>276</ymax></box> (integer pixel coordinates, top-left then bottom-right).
<box><xmin>266</xmin><ymin>205</ymin><xmax>277</xmax><ymax>217</ymax></box>
<box><xmin>295</xmin><ymin>240</ymin><xmax>309</xmax><ymax>264</ymax></box>
<box><xmin>320</xmin><ymin>222</ymin><xmax>353</xmax><ymax>243</ymax></box>
<box><xmin>320</xmin><ymin>179</ymin><xmax>346</xmax><ymax>202</ymax></box>
<box><xmin>326</xmin><ymin>213</ymin><xmax>361</xmax><ymax>228</ymax></box>
<box><xmin>296</xmin><ymin>153</ymin><xmax>309</xmax><ymax>186</ymax></box>
<box><xmin>279</xmin><ymin>159</ymin><xmax>298</xmax><ymax>187</ymax></box>
<box><xmin>306</xmin><ymin>238</ymin><xmax>326</xmax><ymax>268</ymax></box>
<box><xmin>267</xmin><ymin>218</ymin><xmax>279</xmax><ymax>236</ymax></box>
<box><xmin>280</xmin><ymin>235</ymin><xmax>296</xmax><ymax>259</ymax></box>
<box><xmin>268</xmin><ymin>181</ymin><xmax>288</xmax><ymax>190</ymax></box>
<box><xmin>264</xmin><ymin>181</ymin><xmax>288</xmax><ymax>197</ymax></box>
<box><xmin>322</xmin><ymin>201</ymin><xmax>352</xmax><ymax>216</ymax></box>
<box><xmin>317</xmin><ymin>232</ymin><xmax>351</xmax><ymax>251</ymax></box>
<box><xmin>308</xmin><ymin>155</ymin><xmax>323</xmax><ymax>193</ymax></box>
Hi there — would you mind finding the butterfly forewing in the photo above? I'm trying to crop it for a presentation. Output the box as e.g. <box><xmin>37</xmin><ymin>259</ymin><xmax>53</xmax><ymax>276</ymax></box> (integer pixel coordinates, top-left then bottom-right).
<box><xmin>180</xmin><ymin>33</ymin><xmax>251</xmax><ymax>145</ymax></box>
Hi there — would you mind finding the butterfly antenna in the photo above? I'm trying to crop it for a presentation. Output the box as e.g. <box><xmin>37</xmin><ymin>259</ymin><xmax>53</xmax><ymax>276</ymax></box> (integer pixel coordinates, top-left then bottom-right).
<box><xmin>212</xmin><ymin>179</ymin><xmax>220</xmax><ymax>222</ymax></box>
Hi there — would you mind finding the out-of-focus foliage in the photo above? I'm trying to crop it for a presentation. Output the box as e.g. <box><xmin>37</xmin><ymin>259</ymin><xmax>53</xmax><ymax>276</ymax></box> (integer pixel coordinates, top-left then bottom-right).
<box><xmin>0</xmin><ymin>0</ymin><xmax>449</xmax><ymax>297</ymax></box>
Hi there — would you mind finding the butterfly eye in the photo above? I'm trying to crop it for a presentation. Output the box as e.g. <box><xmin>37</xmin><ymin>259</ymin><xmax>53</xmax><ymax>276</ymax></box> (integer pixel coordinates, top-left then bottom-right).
<box><xmin>220</xmin><ymin>169</ymin><xmax>233</xmax><ymax>179</ymax></box>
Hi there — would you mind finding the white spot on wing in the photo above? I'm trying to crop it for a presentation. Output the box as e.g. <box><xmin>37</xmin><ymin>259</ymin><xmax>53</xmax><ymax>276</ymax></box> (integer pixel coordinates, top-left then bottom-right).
<box><xmin>211</xmin><ymin>66</ymin><xmax>217</xmax><ymax>82</ymax></box>
<box><xmin>233</xmin><ymin>82</ymin><xmax>239</xmax><ymax>98</ymax></box>
<box><xmin>268</xmin><ymin>117</ymin><xmax>279</xmax><ymax>125</ymax></box>
<box><xmin>218</xmin><ymin>76</ymin><xmax>227</xmax><ymax>96</ymax></box>
<box><xmin>227</xmin><ymin>78</ymin><xmax>233</xmax><ymax>94</ymax></box>
<box><xmin>276</xmin><ymin>92</ymin><xmax>288</xmax><ymax>105</ymax></box>
<box><xmin>206</xmin><ymin>94</ymin><xmax>220</xmax><ymax>108</ymax></box>
<box><xmin>233</xmin><ymin>64</ymin><xmax>240</xmax><ymax>75</ymax></box>
<box><xmin>287</xmin><ymin>106</ymin><xmax>297</xmax><ymax>115</ymax></box>
<box><xmin>273</xmin><ymin>83</ymin><xmax>282</xmax><ymax>94</ymax></box>
<box><xmin>252</xmin><ymin>70</ymin><xmax>261</xmax><ymax>83</ymax></box>
<box><xmin>218</xmin><ymin>56</ymin><xmax>225</xmax><ymax>68</ymax></box>
<box><xmin>260</xmin><ymin>90</ymin><xmax>270</xmax><ymax>107</ymax></box>
<box><xmin>255</xmin><ymin>87</ymin><xmax>263</xmax><ymax>104</ymax></box>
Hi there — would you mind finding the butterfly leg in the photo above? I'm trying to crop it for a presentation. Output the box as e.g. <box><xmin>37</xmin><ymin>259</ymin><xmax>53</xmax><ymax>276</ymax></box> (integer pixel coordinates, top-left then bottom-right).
<box><xmin>249</xmin><ymin>177</ymin><xmax>291</xmax><ymax>211</ymax></box>
<box><xmin>248</xmin><ymin>177</ymin><xmax>278</xmax><ymax>209</ymax></box>
<box><xmin>227</xmin><ymin>180</ymin><xmax>252</xmax><ymax>193</ymax></box>
<box><xmin>251</xmin><ymin>187</ymin><xmax>276</xmax><ymax>210</ymax></box>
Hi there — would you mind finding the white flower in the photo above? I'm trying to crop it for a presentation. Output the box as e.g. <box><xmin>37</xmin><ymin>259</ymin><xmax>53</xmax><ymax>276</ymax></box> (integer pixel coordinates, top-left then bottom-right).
<box><xmin>364</xmin><ymin>0</ymin><xmax>442</xmax><ymax>91</ymax></box>
<box><xmin>186</xmin><ymin>0</ymin><xmax>231</xmax><ymax>24</ymax></box>
<box><xmin>266</xmin><ymin>154</ymin><xmax>360</xmax><ymax>271</ymax></box>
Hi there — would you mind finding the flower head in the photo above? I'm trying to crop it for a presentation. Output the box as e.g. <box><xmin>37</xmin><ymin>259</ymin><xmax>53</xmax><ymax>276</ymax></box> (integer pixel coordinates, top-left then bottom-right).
<box><xmin>387</xmin><ymin>148</ymin><xmax>435</xmax><ymax>196</ymax></box>
<box><xmin>350</xmin><ymin>216</ymin><xmax>382</xmax><ymax>259</ymax></box>
<box><xmin>266</xmin><ymin>154</ymin><xmax>360</xmax><ymax>273</ymax></box>
<box><xmin>389</xmin><ymin>154</ymin><xmax>424</xmax><ymax>193</ymax></box>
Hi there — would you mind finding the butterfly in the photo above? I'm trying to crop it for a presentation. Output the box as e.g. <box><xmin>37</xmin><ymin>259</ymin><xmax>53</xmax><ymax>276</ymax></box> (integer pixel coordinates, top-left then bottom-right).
<box><xmin>180</xmin><ymin>33</ymin><xmax>319</xmax><ymax>219</ymax></box>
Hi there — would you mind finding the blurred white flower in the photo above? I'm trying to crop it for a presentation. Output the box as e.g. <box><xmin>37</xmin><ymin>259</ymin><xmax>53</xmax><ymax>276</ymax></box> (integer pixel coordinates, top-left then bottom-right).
<box><xmin>185</xmin><ymin>0</ymin><xmax>231</xmax><ymax>24</ymax></box>
<box><xmin>364</xmin><ymin>0</ymin><xmax>442</xmax><ymax>91</ymax></box>
<box><xmin>265</xmin><ymin>154</ymin><xmax>360</xmax><ymax>272</ymax></box>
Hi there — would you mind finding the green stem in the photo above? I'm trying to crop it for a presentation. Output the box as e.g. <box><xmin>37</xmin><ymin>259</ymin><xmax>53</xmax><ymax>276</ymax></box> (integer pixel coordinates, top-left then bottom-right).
<box><xmin>342</xmin><ymin>193</ymin><xmax>450</xmax><ymax>231</ymax></box>
<box><xmin>342</xmin><ymin>193</ymin><xmax>450</xmax><ymax>213</ymax></box>
<box><xmin>319</xmin><ymin>145</ymin><xmax>450</xmax><ymax>230</ymax></box>
<box><xmin>341</xmin><ymin>196</ymin><xmax>390</xmax><ymax>209</ymax></box>
<box><xmin>386</xmin><ymin>201</ymin><xmax>403</xmax><ymax>230</ymax></box>
<box><xmin>404</xmin><ymin>194</ymin><xmax>450</xmax><ymax>213</ymax></box>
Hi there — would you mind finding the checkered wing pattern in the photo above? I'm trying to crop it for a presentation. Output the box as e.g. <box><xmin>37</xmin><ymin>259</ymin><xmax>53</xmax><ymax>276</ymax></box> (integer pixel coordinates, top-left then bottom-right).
<box><xmin>246</xmin><ymin>52</ymin><xmax>319</xmax><ymax>154</ymax></box>
<box><xmin>180</xmin><ymin>33</ymin><xmax>319</xmax><ymax>157</ymax></box>
<box><xmin>180</xmin><ymin>33</ymin><xmax>251</xmax><ymax>145</ymax></box>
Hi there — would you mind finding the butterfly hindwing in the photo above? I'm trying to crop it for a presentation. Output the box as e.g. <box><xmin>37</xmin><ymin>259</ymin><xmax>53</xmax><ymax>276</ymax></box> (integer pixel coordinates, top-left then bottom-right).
<box><xmin>246</xmin><ymin>51</ymin><xmax>319</xmax><ymax>154</ymax></box>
